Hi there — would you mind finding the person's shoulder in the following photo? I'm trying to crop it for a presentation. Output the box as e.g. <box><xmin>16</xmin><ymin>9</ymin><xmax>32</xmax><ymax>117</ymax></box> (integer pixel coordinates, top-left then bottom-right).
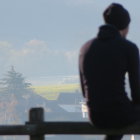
<box><xmin>120</xmin><ymin>37</ymin><xmax>139</xmax><ymax>51</ymax></box>
<box><xmin>80</xmin><ymin>38</ymin><xmax>96</xmax><ymax>55</ymax></box>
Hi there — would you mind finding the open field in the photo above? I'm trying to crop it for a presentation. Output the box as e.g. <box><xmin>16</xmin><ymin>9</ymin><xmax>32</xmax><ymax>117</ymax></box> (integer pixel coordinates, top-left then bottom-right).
<box><xmin>32</xmin><ymin>84</ymin><xmax>80</xmax><ymax>100</ymax></box>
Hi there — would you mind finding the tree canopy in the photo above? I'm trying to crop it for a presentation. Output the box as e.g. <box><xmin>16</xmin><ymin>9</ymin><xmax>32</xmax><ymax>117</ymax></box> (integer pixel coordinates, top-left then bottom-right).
<box><xmin>0</xmin><ymin>66</ymin><xmax>31</xmax><ymax>94</ymax></box>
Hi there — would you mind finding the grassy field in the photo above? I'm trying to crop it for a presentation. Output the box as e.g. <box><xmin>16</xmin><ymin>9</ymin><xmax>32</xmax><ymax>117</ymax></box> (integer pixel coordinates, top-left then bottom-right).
<box><xmin>32</xmin><ymin>84</ymin><xmax>80</xmax><ymax>100</ymax></box>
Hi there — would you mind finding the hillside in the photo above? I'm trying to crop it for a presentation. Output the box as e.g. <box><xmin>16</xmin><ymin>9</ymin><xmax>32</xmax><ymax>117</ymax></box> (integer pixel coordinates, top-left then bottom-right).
<box><xmin>32</xmin><ymin>83</ymin><xmax>81</xmax><ymax>100</ymax></box>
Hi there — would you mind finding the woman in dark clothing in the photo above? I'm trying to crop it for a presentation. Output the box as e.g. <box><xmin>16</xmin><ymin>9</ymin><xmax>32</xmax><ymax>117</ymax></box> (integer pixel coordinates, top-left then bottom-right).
<box><xmin>79</xmin><ymin>3</ymin><xmax>140</xmax><ymax>140</ymax></box>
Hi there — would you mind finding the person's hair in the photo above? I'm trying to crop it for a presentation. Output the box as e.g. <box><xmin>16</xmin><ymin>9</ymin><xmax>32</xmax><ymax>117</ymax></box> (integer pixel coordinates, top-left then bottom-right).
<box><xmin>103</xmin><ymin>3</ymin><xmax>130</xmax><ymax>30</ymax></box>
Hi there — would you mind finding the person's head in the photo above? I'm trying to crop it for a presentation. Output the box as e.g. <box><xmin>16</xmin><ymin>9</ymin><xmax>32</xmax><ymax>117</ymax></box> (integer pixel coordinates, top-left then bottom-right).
<box><xmin>103</xmin><ymin>3</ymin><xmax>130</xmax><ymax>38</ymax></box>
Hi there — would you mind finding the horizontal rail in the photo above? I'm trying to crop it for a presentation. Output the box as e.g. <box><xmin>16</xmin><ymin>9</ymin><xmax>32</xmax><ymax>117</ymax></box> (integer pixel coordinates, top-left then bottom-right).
<box><xmin>0</xmin><ymin>122</ymin><xmax>140</xmax><ymax>135</ymax></box>
<box><xmin>38</xmin><ymin>122</ymin><xmax>140</xmax><ymax>135</ymax></box>
<box><xmin>0</xmin><ymin>124</ymin><xmax>36</xmax><ymax>135</ymax></box>
<box><xmin>0</xmin><ymin>108</ymin><xmax>140</xmax><ymax>140</ymax></box>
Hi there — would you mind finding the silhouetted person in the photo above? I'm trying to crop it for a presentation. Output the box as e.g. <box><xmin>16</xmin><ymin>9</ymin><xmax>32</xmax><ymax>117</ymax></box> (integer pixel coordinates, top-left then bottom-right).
<box><xmin>79</xmin><ymin>3</ymin><xmax>140</xmax><ymax>140</ymax></box>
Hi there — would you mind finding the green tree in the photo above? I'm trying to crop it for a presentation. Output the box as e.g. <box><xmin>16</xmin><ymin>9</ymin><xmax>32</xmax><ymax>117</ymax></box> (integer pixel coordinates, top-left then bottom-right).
<box><xmin>0</xmin><ymin>66</ymin><xmax>31</xmax><ymax>95</ymax></box>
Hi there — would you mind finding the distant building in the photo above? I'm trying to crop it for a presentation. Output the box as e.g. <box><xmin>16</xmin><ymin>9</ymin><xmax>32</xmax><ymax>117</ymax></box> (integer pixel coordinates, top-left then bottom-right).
<box><xmin>57</xmin><ymin>92</ymin><xmax>83</xmax><ymax>104</ymax></box>
<box><xmin>80</xmin><ymin>101</ymin><xmax>88</xmax><ymax>118</ymax></box>
<box><xmin>56</xmin><ymin>92</ymin><xmax>88</xmax><ymax>119</ymax></box>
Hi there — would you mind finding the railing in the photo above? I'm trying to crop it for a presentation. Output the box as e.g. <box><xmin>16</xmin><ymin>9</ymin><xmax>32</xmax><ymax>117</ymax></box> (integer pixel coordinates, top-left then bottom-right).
<box><xmin>0</xmin><ymin>107</ymin><xmax>139</xmax><ymax>140</ymax></box>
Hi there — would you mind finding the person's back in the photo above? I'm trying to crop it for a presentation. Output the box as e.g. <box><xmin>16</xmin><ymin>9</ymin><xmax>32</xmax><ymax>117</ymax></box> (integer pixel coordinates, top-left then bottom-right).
<box><xmin>80</xmin><ymin>24</ymin><xmax>140</xmax><ymax>127</ymax></box>
<box><xmin>79</xmin><ymin>3</ymin><xmax>140</xmax><ymax>140</ymax></box>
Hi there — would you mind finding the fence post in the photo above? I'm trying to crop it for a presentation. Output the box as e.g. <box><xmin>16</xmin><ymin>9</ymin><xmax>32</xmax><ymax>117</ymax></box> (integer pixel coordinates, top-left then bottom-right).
<box><xmin>29</xmin><ymin>108</ymin><xmax>45</xmax><ymax>140</ymax></box>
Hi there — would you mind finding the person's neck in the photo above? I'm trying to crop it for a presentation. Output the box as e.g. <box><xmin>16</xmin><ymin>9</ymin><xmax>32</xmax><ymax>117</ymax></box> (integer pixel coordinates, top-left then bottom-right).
<box><xmin>119</xmin><ymin>27</ymin><xmax>128</xmax><ymax>38</ymax></box>
<box><xmin>119</xmin><ymin>31</ymin><xmax>126</xmax><ymax>38</ymax></box>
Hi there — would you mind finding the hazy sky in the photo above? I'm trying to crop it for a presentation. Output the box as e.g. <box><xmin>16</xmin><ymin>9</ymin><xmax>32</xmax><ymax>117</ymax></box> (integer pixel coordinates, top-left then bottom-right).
<box><xmin>0</xmin><ymin>0</ymin><xmax>139</xmax><ymax>83</ymax></box>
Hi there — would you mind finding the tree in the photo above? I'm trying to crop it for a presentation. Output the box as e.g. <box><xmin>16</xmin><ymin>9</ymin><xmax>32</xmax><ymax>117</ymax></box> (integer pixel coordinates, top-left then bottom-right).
<box><xmin>0</xmin><ymin>66</ymin><xmax>32</xmax><ymax>126</ymax></box>
<box><xmin>0</xmin><ymin>66</ymin><xmax>31</xmax><ymax>95</ymax></box>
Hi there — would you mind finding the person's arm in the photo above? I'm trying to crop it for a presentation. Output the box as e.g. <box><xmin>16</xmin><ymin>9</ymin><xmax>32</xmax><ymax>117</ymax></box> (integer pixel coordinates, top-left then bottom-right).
<box><xmin>79</xmin><ymin>39</ymin><xmax>93</xmax><ymax>98</ymax></box>
<box><xmin>79</xmin><ymin>70</ymin><xmax>86</xmax><ymax>98</ymax></box>
<box><xmin>128</xmin><ymin>45</ymin><xmax>140</xmax><ymax>104</ymax></box>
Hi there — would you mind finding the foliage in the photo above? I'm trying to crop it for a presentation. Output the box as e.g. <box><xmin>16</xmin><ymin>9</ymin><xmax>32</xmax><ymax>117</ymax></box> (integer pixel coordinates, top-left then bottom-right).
<box><xmin>0</xmin><ymin>66</ymin><xmax>31</xmax><ymax>95</ymax></box>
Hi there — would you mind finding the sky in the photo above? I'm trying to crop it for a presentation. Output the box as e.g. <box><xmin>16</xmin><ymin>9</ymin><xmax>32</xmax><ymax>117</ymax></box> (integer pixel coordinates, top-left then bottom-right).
<box><xmin>0</xmin><ymin>0</ymin><xmax>139</xmax><ymax>85</ymax></box>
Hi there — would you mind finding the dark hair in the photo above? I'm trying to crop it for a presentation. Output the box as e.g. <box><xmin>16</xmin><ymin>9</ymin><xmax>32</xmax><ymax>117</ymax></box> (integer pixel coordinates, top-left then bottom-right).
<box><xmin>103</xmin><ymin>3</ymin><xmax>131</xmax><ymax>30</ymax></box>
